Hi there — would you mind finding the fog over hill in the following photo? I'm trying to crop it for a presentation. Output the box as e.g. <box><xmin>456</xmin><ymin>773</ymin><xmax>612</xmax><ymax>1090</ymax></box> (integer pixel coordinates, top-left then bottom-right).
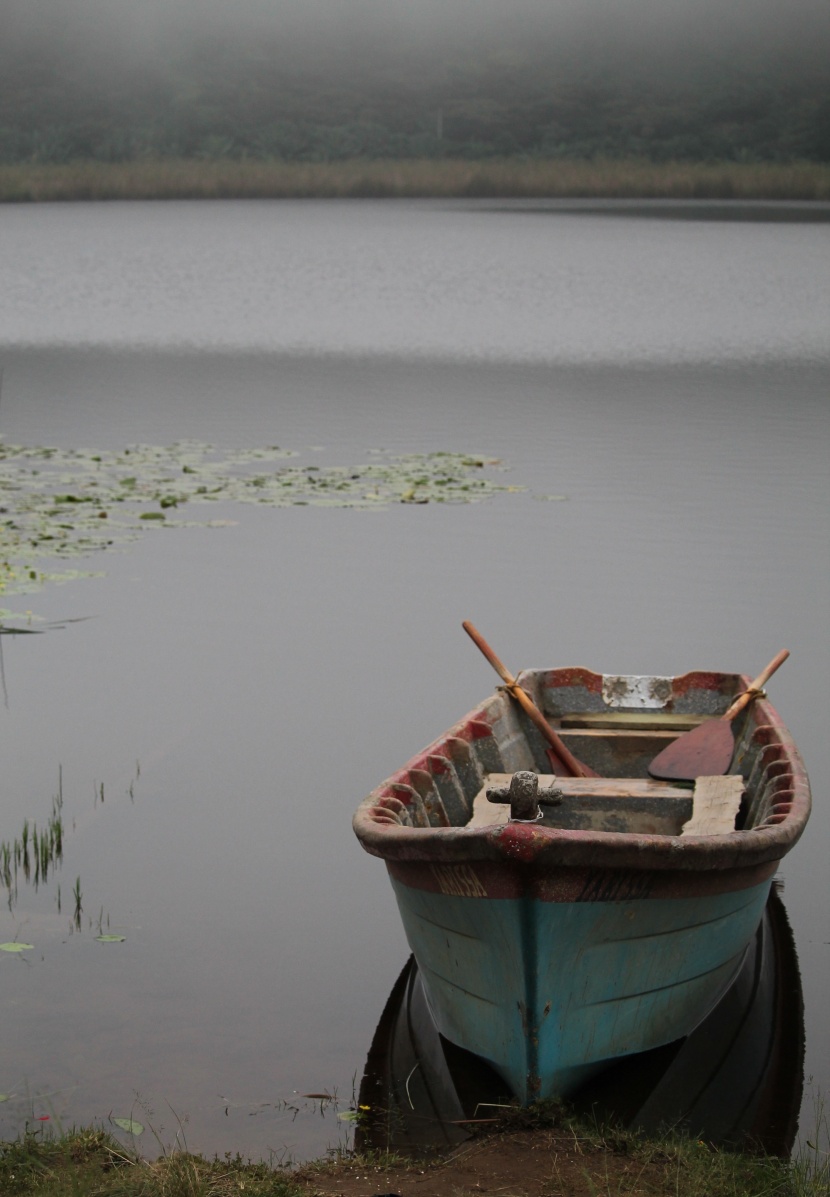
<box><xmin>2</xmin><ymin>0</ymin><xmax>828</xmax><ymax>162</ymax></box>
<box><xmin>5</xmin><ymin>0</ymin><xmax>829</xmax><ymax>57</ymax></box>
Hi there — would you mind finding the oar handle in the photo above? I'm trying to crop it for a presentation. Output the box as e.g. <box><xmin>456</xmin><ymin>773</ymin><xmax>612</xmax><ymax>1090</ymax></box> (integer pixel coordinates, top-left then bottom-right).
<box><xmin>462</xmin><ymin>621</ymin><xmax>592</xmax><ymax>779</ymax></box>
<box><xmin>462</xmin><ymin>620</ymin><xmax>518</xmax><ymax>688</ymax></box>
<box><xmin>723</xmin><ymin>649</ymin><xmax>789</xmax><ymax>722</ymax></box>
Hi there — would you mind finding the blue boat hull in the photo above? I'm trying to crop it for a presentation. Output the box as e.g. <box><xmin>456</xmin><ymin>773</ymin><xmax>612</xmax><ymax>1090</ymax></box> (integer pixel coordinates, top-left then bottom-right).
<box><xmin>357</xmin><ymin>887</ymin><xmax>804</xmax><ymax>1157</ymax></box>
<box><xmin>389</xmin><ymin>872</ymin><xmax>773</xmax><ymax>1101</ymax></box>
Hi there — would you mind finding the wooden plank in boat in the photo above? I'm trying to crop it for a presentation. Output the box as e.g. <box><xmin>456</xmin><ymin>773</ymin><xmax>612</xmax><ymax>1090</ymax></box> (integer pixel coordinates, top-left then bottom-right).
<box><xmin>681</xmin><ymin>776</ymin><xmax>745</xmax><ymax>837</ymax></box>
<box><xmin>558</xmin><ymin>728</ymin><xmax>679</xmax><ymax>742</ymax></box>
<box><xmin>489</xmin><ymin>773</ymin><xmax>691</xmax><ymax>799</ymax></box>
<box><xmin>470</xmin><ymin>773</ymin><xmax>691</xmax><ymax>828</ymax></box>
<box><xmin>469</xmin><ymin>791</ymin><xmax>510</xmax><ymax>826</ymax></box>
<box><xmin>559</xmin><ymin>712</ymin><xmax>707</xmax><ymax>731</ymax></box>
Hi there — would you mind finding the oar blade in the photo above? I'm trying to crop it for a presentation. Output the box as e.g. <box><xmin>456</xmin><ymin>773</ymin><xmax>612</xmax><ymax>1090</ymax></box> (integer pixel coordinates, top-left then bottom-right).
<box><xmin>545</xmin><ymin>746</ymin><xmax>582</xmax><ymax>778</ymax></box>
<box><xmin>648</xmin><ymin>720</ymin><xmax>736</xmax><ymax>782</ymax></box>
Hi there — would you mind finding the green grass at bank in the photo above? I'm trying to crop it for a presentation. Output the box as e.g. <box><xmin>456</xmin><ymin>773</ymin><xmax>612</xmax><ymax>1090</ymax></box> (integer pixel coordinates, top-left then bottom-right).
<box><xmin>0</xmin><ymin>1117</ymin><xmax>827</xmax><ymax>1197</ymax></box>
<box><xmin>2</xmin><ymin>157</ymin><xmax>830</xmax><ymax>203</ymax></box>
<box><xmin>0</xmin><ymin>1128</ymin><xmax>300</xmax><ymax>1197</ymax></box>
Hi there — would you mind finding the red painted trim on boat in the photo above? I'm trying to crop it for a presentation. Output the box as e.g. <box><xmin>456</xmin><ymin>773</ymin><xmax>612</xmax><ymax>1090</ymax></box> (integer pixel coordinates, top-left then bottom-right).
<box><xmin>386</xmin><ymin>857</ymin><xmax>778</xmax><ymax>902</ymax></box>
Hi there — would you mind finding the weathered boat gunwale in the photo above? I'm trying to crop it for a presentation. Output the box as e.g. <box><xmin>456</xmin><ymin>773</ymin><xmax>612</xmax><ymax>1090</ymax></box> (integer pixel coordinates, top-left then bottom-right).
<box><xmin>353</xmin><ymin>667</ymin><xmax>811</xmax><ymax>875</ymax></box>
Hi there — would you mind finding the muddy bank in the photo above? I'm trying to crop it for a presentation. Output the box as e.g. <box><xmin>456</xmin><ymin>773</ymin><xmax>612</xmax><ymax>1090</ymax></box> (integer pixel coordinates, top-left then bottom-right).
<box><xmin>294</xmin><ymin>1125</ymin><xmax>793</xmax><ymax>1197</ymax></box>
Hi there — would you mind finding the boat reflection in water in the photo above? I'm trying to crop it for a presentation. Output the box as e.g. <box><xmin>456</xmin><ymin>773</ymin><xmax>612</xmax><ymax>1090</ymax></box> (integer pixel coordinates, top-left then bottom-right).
<box><xmin>357</xmin><ymin>887</ymin><xmax>803</xmax><ymax>1158</ymax></box>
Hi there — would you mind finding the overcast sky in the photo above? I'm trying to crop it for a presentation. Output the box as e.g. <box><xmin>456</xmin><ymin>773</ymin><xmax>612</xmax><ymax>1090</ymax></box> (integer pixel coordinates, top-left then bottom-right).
<box><xmin>5</xmin><ymin>0</ymin><xmax>829</xmax><ymax>43</ymax></box>
<box><xmin>3</xmin><ymin>0</ymin><xmax>829</xmax><ymax>77</ymax></box>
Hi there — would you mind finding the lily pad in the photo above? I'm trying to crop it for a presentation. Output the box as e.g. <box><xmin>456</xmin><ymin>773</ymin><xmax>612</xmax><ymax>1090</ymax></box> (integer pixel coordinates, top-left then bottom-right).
<box><xmin>0</xmin><ymin>440</ymin><xmax>529</xmax><ymax>616</ymax></box>
<box><xmin>0</xmin><ymin>942</ymin><xmax>34</xmax><ymax>952</ymax></box>
<box><xmin>112</xmin><ymin>1117</ymin><xmax>144</xmax><ymax>1135</ymax></box>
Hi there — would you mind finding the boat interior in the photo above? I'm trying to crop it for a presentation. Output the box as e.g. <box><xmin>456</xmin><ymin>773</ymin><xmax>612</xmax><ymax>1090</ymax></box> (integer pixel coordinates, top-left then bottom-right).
<box><xmin>369</xmin><ymin>669</ymin><xmax>801</xmax><ymax>838</ymax></box>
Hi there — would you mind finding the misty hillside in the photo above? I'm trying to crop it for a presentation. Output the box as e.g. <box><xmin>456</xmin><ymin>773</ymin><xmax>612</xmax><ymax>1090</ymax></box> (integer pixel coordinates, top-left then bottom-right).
<box><xmin>2</xmin><ymin>0</ymin><xmax>829</xmax><ymax>164</ymax></box>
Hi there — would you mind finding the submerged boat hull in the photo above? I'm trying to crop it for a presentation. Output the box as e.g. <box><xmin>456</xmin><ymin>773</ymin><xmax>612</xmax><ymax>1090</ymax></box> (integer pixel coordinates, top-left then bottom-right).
<box><xmin>354</xmin><ymin>665</ymin><xmax>810</xmax><ymax>1102</ymax></box>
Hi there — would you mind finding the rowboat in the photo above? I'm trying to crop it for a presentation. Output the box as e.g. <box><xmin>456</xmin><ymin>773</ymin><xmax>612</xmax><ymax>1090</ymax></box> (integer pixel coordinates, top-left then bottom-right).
<box><xmin>352</xmin><ymin>662</ymin><xmax>810</xmax><ymax>1105</ymax></box>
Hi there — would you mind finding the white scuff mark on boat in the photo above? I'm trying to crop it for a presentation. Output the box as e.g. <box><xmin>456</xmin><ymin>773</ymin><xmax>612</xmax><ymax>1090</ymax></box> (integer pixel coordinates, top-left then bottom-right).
<box><xmin>602</xmin><ymin>675</ymin><xmax>674</xmax><ymax>708</ymax></box>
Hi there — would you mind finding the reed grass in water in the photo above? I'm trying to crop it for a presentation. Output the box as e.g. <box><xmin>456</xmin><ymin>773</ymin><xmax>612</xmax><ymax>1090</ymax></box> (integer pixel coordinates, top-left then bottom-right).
<box><xmin>1</xmin><ymin>775</ymin><xmax>65</xmax><ymax>904</ymax></box>
<box><xmin>1</xmin><ymin>157</ymin><xmax>829</xmax><ymax>202</ymax></box>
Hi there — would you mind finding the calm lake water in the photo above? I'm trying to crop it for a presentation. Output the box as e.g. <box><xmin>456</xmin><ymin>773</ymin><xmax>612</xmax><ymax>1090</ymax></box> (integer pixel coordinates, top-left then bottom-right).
<box><xmin>0</xmin><ymin>198</ymin><xmax>827</xmax><ymax>1160</ymax></box>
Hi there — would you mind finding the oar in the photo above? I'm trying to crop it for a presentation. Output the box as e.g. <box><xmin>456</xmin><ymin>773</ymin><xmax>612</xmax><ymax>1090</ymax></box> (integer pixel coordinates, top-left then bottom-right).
<box><xmin>648</xmin><ymin>649</ymin><xmax>789</xmax><ymax>782</ymax></box>
<box><xmin>462</xmin><ymin>621</ymin><xmax>598</xmax><ymax>779</ymax></box>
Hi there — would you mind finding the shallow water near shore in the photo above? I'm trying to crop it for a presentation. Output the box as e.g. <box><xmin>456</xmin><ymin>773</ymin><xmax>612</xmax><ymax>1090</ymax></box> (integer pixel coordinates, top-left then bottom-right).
<box><xmin>0</xmin><ymin>198</ymin><xmax>827</xmax><ymax>1161</ymax></box>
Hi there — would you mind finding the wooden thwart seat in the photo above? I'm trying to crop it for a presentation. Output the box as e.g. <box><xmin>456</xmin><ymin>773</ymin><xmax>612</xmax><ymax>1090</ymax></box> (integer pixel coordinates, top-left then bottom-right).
<box><xmin>486</xmin><ymin>772</ymin><xmax>691</xmax><ymax>802</ymax></box>
<box><xmin>470</xmin><ymin>773</ymin><xmax>691</xmax><ymax>828</ymax></box>
<box><xmin>558</xmin><ymin>712</ymin><xmax>708</xmax><ymax>731</ymax></box>
<box><xmin>469</xmin><ymin>772</ymin><xmax>744</xmax><ymax>836</ymax></box>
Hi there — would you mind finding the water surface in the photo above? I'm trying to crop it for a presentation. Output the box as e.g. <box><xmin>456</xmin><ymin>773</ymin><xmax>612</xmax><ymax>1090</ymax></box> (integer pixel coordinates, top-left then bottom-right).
<box><xmin>0</xmin><ymin>199</ymin><xmax>827</xmax><ymax>1160</ymax></box>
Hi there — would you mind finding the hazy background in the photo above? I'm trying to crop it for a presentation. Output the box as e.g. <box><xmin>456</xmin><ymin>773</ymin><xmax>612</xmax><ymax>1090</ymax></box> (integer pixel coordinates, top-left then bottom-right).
<box><xmin>2</xmin><ymin>0</ymin><xmax>828</xmax><ymax>163</ymax></box>
<box><xmin>5</xmin><ymin>0</ymin><xmax>830</xmax><ymax>65</ymax></box>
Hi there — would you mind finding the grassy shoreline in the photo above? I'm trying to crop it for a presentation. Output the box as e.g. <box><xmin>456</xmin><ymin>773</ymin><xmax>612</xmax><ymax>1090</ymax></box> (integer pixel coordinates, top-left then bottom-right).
<box><xmin>1</xmin><ymin>1110</ymin><xmax>827</xmax><ymax>1197</ymax></box>
<box><xmin>1</xmin><ymin>157</ymin><xmax>830</xmax><ymax>203</ymax></box>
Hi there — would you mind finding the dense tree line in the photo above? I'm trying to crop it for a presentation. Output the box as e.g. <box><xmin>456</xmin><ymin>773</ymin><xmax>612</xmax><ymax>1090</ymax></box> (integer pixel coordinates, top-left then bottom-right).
<box><xmin>1</xmin><ymin>4</ymin><xmax>828</xmax><ymax>164</ymax></box>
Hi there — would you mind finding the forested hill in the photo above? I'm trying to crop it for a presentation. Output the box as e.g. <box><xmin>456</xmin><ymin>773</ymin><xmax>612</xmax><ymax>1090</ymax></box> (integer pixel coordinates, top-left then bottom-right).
<box><xmin>2</xmin><ymin>0</ymin><xmax>829</xmax><ymax>164</ymax></box>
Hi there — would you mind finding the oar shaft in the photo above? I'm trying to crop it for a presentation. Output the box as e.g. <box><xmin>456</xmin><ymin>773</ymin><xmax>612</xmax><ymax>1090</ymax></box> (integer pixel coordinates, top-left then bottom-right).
<box><xmin>722</xmin><ymin>649</ymin><xmax>790</xmax><ymax>723</ymax></box>
<box><xmin>462</xmin><ymin>620</ymin><xmax>517</xmax><ymax>688</ymax></box>
<box><xmin>462</xmin><ymin>621</ymin><xmax>592</xmax><ymax>779</ymax></box>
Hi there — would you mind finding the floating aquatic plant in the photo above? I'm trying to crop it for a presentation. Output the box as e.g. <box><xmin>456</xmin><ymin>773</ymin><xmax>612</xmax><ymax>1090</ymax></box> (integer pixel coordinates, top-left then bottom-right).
<box><xmin>111</xmin><ymin>1116</ymin><xmax>144</xmax><ymax>1135</ymax></box>
<box><xmin>0</xmin><ymin>441</ymin><xmax>523</xmax><ymax>615</ymax></box>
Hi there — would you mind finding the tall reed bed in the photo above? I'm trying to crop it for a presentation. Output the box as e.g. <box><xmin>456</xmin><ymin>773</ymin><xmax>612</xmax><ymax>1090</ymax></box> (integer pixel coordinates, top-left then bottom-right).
<box><xmin>1</xmin><ymin>157</ymin><xmax>829</xmax><ymax>202</ymax></box>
